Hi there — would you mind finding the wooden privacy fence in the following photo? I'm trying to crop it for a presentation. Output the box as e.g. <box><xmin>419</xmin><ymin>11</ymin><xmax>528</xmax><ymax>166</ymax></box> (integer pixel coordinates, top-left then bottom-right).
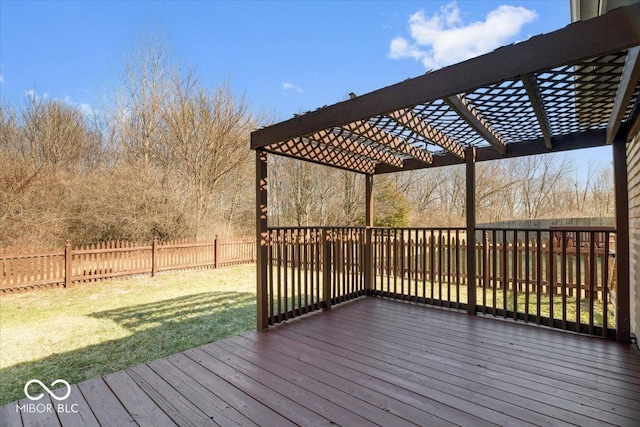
<box><xmin>0</xmin><ymin>237</ymin><xmax>255</xmax><ymax>293</ymax></box>
<box><xmin>262</xmin><ymin>226</ymin><xmax>617</xmax><ymax>338</ymax></box>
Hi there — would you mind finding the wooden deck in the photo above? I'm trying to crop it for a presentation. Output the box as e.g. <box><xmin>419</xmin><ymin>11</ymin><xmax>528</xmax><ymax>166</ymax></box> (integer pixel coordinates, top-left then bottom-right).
<box><xmin>2</xmin><ymin>297</ymin><xmax>640</xmax><ymax>426</ymax></box>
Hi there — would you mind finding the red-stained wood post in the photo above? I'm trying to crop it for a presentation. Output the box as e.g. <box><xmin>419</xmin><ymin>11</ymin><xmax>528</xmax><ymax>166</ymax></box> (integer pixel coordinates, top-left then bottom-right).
<box><xmin>256</xmin><ymin>150</ymin><xmax>269</xmax><ymax>331</ymax></box>
<box><xmin>364</xmin><ymin>174</ymin><xmax>374</xmax><ymax>294</ymax></box>
<box><xmin>323</xmin><ymin>228</ymin><xmax>332</xmax><ymax>311</ymax></box>
<box><xmin>613</xmin><ymin>137</ymin><xmax>630</xmax><ymax>343</ymax></box>
<box><xmin>64</xmin><ymin>240</ymin><xmax>72</xmax><ymax>288</ymax></box>
<box><xmin>466</xmin><ymin>147</ymin><xmax>477</xmax><ymax>315</ymax></box>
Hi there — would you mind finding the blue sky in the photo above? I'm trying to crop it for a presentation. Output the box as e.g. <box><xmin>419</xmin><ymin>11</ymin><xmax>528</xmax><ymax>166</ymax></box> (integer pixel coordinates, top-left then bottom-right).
<box><xmin>0</xmin><ymin>0</ymin><xmax>610</xmax><ymax>170</ymax></box>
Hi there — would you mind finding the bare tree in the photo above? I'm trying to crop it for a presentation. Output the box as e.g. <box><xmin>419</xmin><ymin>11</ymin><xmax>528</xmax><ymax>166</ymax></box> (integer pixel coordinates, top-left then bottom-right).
<box><xmin>0</xmin><ymin>96</ymin><xmax>102</xmax><ymax>246</ymax></box>
<box><xmin>162</xmin><ymin>75</ymin><xmax>256</xmax><ymax>237</ymax></box>
<box><xmin>516</xmin><ymin>154</ymin><xmax>572</xmax><ymax>219</ymax></box>
<box><xmin>111</xmin><ymin>35</ymin><xmax>172</xmax><ymax>167</ymax></box>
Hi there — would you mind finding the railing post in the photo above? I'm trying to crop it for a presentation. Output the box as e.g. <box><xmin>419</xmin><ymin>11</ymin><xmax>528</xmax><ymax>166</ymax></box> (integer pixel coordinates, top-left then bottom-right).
<box><xmin>483</xmin><ymin>231</ymin><xmax>490</xmax><ymax>310</ymax></box>
<box><xmin>466</xmin><ymin>147</ymin><xmax>477</xmax><ymax>315</ymax></box>
<box><xmin>256</xmin><ymin>150</ymin><xmax>269</xmax><ymax>331</ymax></box>
<box><xmin>151</xmin><ymin>236</ymin><xmax>158</xmax><ymax>277</ymax></box>
<box><xmin>323</xmin><ymin>229</ymin><xmax>332</xmax><ymax>311</ymax></box>
<box><xmin>64</xmin><ymin>240</ymin><xmax>72</xmax><ymax>288</ymax></box>
<box><xmin>364</xmin><ymin>174</ymin><xmax>374</xmax><ymax>294</ymax></box>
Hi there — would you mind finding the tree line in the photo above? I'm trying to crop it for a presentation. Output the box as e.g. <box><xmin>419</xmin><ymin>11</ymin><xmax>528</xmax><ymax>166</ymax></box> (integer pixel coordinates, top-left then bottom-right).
<box><xmin>0</xmin><ymin>40</ymin><xmax>614</xmax><ymax>247</ymax></box>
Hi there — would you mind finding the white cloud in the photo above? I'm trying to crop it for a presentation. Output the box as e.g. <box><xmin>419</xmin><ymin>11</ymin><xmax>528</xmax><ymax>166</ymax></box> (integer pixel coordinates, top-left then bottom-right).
<box><xmin>0</xmin><ymin>74</ymin><xmax>4</xmax><ymax>83</ymax></box>
<box><xmin>78</xmin><ymin>103</ymin><xmax>94</xmax><ymax>117</ymax></box>
<box><xmin>24</xmin><ymin>90</ymin><xmax>95</xmax><ymax>117</ymax></box>
<box><xmin>282</xmin><ymin>81</ymin><xmax>303</xmax><ymax>93</ymax></box>
<box><xmin>24</xmin><ymin>89</ymin><xmax>49</xmax><ymax>102</ymax></box>
<box><xmin>389</xmin><ymin>1</ymin><xmax>538</xmax><ymax>70</ymax></box>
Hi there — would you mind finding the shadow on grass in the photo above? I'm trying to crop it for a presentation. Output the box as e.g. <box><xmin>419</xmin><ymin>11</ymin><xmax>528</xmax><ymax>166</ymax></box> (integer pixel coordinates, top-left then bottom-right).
<box><xmin>0</xmin><ymin>291</ymin><xmax>255</xmax><ymax>406</ymax></box>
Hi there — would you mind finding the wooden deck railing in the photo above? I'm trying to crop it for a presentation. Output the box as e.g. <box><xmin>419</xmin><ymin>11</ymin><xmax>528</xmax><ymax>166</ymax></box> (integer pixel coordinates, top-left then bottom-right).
<box><xmin>0</xmin><ymin>237</ymin><xmax>255</xmax><ymax>293</ymax></box>
<box><xmin>261</xmin><ymin>226</ymin><xmax>618</xmax><ymax>338</ymax></box>
<box><xmin>265</xmin><ymin>227</ymin><xmax>365</xmax><ymax>326</ymax></box>
<box><xmin>476</xmin><ymin>227</ymin><xmax>616</xmax><ymax>338</ymax></box>
<box><xmin>371</xmin><ymin>227</ymin><xmax>468</xmax><ymax>310</ymax></box>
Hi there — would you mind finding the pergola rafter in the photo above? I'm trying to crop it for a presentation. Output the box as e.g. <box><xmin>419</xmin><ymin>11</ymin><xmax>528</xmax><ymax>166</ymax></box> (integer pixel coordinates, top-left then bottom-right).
<box><xmin>444</xmin><ymin>95</ymin><xmax>507</xmax><ymax>154</ymax></box>
<box><xmin>607</xmin><ymin>46</ymin><xmax>640</xmax><ymax>144</ymax></box>
<box><xmin>341</xmin><ymin>119</ymin><xmax>434</xmax><ymax>165</ymax></box>
<box><xmin>521</xmin><ymin>73</ymin><xmax>553</xmax><ymax>149</ymax></box>
<box><xmin>302</xmin><ymin>128</ymin><xmax>405</xmax><ymax>168</ymax></box>
<box><xmin>386</xmin><ymin>108</ymin><xmax>465</xmax><ymax>159</ymax></box>
<box><xmin>266</xmin><ymin>138</ymin><xmax>376</xmax><ymax>174</ymax></box>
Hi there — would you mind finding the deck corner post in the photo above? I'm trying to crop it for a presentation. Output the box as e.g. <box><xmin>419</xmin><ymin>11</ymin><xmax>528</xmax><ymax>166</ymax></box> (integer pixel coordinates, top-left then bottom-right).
<box><xmin>466</xmin><ymin>147</ymin><xmax>477</xmax><ymax>315</ymax></box>
<box><xmin>256</xmin><ymin>149</ymin><xmax>269</xmax><ymax>331</ymax></box>
<box><xmin>364</xmin><ymin>174</ymin><xmax>374</xmax><ymax>295</ymax></box>
<box><xmin>613</xmin><ymin>137</ymin><xmax>630</xmax><ymax>343</ymax></box>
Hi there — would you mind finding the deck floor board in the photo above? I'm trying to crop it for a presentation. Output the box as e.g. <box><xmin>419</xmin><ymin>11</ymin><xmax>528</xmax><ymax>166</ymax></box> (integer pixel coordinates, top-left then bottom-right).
<box><xmin>3</xmin><ymin>297</ymin><xmax>640</xmax><ymax>426</ymax></box>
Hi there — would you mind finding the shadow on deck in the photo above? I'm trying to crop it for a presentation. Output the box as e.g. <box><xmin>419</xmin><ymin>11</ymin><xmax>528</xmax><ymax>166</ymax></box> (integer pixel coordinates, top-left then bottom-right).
<box><xmin>2</xmin><ymin>297</ymin><xmax>640</xmax><ymax>426</ymax></box>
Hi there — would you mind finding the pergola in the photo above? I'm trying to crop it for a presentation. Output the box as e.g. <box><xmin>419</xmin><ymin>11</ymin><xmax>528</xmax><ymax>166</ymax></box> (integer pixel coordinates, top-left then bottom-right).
<box><xmin>251</xmin><ymin>3</ymin><xmax>640</xmax><ymax>342</ymax></box>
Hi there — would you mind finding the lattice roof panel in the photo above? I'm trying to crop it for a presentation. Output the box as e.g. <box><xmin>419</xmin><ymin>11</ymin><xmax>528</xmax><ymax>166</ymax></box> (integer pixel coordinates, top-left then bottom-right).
<box><xmin>538</xmin><ymin>52</ymin><xmax>627</xmax><ymax>135</ymax></box>
<box><xmin>411</xmin><ymin>99</ymin><xmax>488</xmax><ymax>148</ymax></box>
<box><xmin>251</xmin><ymin>4</ymin><xmax>640</xmax><ymax>174</ymax></box>
<box><xmin>463</xmin><ymin>80</ymin><xmax>544</xmax><ymax>143</ymax></box>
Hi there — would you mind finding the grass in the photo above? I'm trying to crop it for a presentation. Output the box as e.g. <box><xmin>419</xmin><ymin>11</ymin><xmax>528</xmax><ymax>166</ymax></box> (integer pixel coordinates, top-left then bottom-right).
<box><xmin>0</xmin><ymin>264</ymin><xmax>256</xmax><ymax>406</ymax></box>
<box><xmin>372</xmin><ymin>276</ymin><xmax>616</xmax><ymax>329</ymax></box>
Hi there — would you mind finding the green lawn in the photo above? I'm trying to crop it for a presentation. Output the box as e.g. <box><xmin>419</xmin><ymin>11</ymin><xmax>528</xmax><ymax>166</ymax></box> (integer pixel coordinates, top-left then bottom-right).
<box><xmin>0</xmin><ymin>265</ymin><xmax>256</xmax><ymax>406</ymax></box>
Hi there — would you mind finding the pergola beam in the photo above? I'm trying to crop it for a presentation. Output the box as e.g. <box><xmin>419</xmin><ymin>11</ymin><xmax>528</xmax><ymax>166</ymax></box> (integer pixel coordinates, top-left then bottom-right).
<box><xmin>521</xmin><ymin>73</ymin><xmax>553</xmax><ymax>149</ymax></box>
<box><xmin>386</xmin><ymin>108</ymin><xmax>466</xmax><ymax>159</ymax></box>
<box><xmin>305</xmin><ymin>128</ymin><xmax>404</xmax><ymax>167</ymax></box>
<box><xmin>342</xmin><ymin>120</ymin><xmax>433</xmax><ymax>165</ymax></box>
<box><xmin>606</xmin><ymin>46</ymin><xmax>640</xmax><ymax>144</ymax></box>
<box><xmin>251</xmin><ymin>3</ymin><xmax>640</xmax><ymax>150</ymax></box>
<box><xmin>444</xmin><ymin>95</ymin><xmax>507</xmax><ymax>154</ymax></box>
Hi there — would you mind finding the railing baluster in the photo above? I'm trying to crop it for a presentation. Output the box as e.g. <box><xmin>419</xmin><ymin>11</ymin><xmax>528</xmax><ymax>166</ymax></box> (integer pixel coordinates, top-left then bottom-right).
<box><xmin>603</xmin><ymin>231</ymin><xmax>610</xmax><ymax>337</ymax></box>
<box><xmin>536</xmin><ymin>230</ymin><xmax>542</xmax><ymax>324</ymax></box>
<box><xmin>512</xmin><ymin>231</ymin><xmax>518</xmax><ymax>321</ymax></box>
<box><xmin>491</xmin><ymin>229</ymin><xmax>498</xmax><ymax>316</ymax></box>
<box><xmin>268</xmin><ymin>231</ymin><xmax>274</xmax><ymax>324</ymax></box>
<box><xmin>502</xmin><ymin>229</ymin><xmax>508</xmax><ymax>318</ymax></box>
<box><xmin>576</xmin><ymin>231</ymin><xmax>581</xmax><ymax>333</ymax></box>
<box><xmin>482</xmin><ymin>231</ymin><xmax>488</xmax><ymax>314</ymax></box>
<box><xmin>455</xmin><ymin>229</ymin><xmax>461</xmax><ymax>309</ymax></box>
<box><xmin>525</xmin><ymin>231</ymin><xmax>530</xmax><ymax>321</ymax></box>
<box><xmin>589</xmin><ymin>231</ymin><xmax>596</xmax><ymax>335</ymax></box>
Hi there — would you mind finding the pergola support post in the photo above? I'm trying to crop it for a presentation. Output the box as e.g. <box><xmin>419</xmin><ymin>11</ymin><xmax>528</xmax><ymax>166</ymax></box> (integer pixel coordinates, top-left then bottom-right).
<box><xmin>256</xmin><ymin>150</ymin><xmax>269</xmax><ymax>331</ymax></box>
<box><xmin>364</xmin><ymin>174</ymin><xmax>374</xmax><ymax>295</ymax></box>
<box><xmin>466</xmin><ymin>147</ymin><xmax>477</xmax><ymax>315</ymax></box>
<box><xmin>613</xmin><ymin>138</ymin><xmax>630</xmax><ymax>343</ymax></box>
